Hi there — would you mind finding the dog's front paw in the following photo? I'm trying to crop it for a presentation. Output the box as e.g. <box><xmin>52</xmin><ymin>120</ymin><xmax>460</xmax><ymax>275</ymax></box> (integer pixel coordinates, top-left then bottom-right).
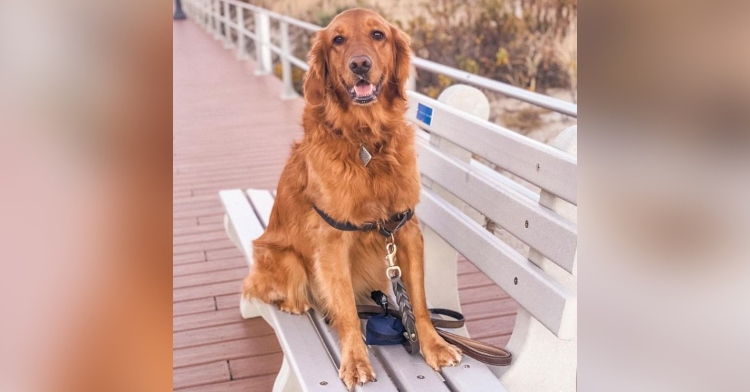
<box><xmin>339</xmin><ymin>350</ymin><xmax>376</xmax><ymax>390</ymax></box>
<box><xmin>421</xmin><ymin>337</ymin><xmax>463</xmax><ymax>370</ymax></box>
<box><xmin>276</xmin><ymin>297</ymin><xmax>310</xmax><ymax>315</ymax></box>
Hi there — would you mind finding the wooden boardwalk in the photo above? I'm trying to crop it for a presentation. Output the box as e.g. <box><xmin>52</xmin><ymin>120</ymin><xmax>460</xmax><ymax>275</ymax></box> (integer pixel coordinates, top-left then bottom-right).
<box><xmin>173</xmin><ymin>18</ymin><xmax>517</xmax><ymax>391</ymax></box>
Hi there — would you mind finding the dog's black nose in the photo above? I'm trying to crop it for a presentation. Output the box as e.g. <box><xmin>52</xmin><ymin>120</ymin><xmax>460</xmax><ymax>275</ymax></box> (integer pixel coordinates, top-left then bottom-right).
<box><xmin>349</xmin><ymin>55</ymin><xmax>371</xmax><ymax>75</ymax></box>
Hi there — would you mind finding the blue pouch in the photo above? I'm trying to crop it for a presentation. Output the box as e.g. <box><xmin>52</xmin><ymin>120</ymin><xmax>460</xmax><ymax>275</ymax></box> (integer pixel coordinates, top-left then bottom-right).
<box><xmin>365</xmin><ymin>314</ymin><xmax>406</xmax><ymax>345</ymax></box>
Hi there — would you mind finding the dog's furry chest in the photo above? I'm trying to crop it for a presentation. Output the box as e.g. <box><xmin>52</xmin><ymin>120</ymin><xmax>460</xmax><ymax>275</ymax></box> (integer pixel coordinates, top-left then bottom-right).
<box><xmin>304</xmin><ymin>141</ymin><xmax>420</xmax><ymax>225</ymax></box>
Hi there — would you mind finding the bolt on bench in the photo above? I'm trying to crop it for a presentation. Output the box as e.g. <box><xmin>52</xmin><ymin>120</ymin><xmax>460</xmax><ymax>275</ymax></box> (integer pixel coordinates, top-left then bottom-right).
<box><xmin>220</xmin><ymin>86</ymin><xmax>577</xmax><ymax>392</ymax></box>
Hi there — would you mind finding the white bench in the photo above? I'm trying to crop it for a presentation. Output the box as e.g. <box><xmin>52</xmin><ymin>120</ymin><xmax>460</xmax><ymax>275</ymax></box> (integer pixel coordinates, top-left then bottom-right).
<box><xmin>220</xmin><ymin>86</ymin><xmax>577</xmax><ymax>392</ymax></box>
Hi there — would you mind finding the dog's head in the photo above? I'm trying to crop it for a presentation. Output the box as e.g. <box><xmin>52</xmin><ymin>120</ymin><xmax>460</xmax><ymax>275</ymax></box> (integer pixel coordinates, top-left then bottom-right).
<box><xmin>303</xmin><ymin>9</ymin><xmax>411</xmax><ymax>108</ymax></box>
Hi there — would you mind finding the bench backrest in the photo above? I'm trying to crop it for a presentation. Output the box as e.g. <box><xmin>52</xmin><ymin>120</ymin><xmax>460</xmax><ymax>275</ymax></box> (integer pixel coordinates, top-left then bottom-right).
<box><xmin>405</xmin><ymin>89</ymin><xmax>577</xmax><ymax>341</ymax></box>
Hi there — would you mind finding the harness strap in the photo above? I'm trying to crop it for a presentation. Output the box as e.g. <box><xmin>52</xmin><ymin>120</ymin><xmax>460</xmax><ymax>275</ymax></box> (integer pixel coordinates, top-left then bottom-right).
<box><xmin>312</xmin><ymin>205</ymin><xmax>413</xmax><ymax>237</ymax></box>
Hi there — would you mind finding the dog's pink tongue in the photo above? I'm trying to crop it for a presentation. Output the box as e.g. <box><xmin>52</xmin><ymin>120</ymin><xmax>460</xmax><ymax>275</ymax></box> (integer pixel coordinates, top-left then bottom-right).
<box><xmin>354</xmin><ymin>83</ymin><xmax>373</xmax><ymax>97</ymax></box>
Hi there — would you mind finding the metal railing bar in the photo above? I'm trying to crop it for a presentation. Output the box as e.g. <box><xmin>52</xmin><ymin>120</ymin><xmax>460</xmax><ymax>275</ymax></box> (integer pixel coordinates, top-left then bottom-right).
<box><xmin>242</xmin><ymin>29</ymin><xmax>257</xmax><ymax>41</ymax></box>
<box><xmin>225</xmin><ymin>0</ymin><xmax>322</xmax><ymax>32</ymax></box>
<box><xmin>411</xmin><ymin>58</ymin><xmax>577</xmax><ymax>117</ymax></box>
<box><xmin>205</xmin><ymin>0</ymin><xmax>575</xmax><ymax>117</ymax></box>
<box><xmin>289</xmin><ymin>56</ymin><xmax>309</xmax><ymax>71</ymax></box>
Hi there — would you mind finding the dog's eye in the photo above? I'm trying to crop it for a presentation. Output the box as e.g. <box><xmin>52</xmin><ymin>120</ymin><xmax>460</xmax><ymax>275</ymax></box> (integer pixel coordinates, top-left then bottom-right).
<box><xmin>372</xmin><ymin>31</ymin><xmax>385</xmax><ymax>41</ymax></box>
<box><xmin>332</xmin><ymin>36</ymin><xmax>345</xmax><ymax>45</ymax></box>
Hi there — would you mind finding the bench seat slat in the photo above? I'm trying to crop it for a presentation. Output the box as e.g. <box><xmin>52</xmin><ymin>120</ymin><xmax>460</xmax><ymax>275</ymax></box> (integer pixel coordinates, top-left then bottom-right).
<box><xmin>246</xmin><ymin>189</ymin><xmax>275</xmax><ymax>226</ymax></box>
<box><xmin>417</xmin><ymin>138</ymin><xmax>577</xmax><ymax>274</ymax></box>
<box><xmin>441</xmin><ymin>355</ymin><xmax>508</xmax><ymax>392</ymax></box>
<box><xmin>306</xmin><ymin>313</ymin><xmax>403</xmax><ymax>392</ymax></box>
<box><xmin>368</xmin><ymin>345</ymin><xmax>452</xmax><ymax>392</ymax></box>
<box><xmin>260</xmin><ymin>302</ymin><xmax>350</xmax><ymax>392</ymax></box>
<box><xmin>469</xmin><ymin>158</ymin><xmax>540</xmax><ymax>203</ymax></box>
<box><xmin>219</xmin><ymin>189</ymin><xmax>264</xmax><ymax>256</ymax></box>
<box><xmin>407</xmin><ymin>91</ymin><xmax>577</xmax><ymax>205</ymax></box>
<box><xmin>417</xmin><ymin>188</ymin><xmax>575</xmax><ymax>339</ymax></box>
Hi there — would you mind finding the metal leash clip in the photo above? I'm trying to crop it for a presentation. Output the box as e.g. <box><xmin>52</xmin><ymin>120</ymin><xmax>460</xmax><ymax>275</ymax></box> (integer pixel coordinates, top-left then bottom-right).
<box><xmin>384</xmin><ymin>236</ymin><xmax>401</xmax><ymax>279</ymax></box>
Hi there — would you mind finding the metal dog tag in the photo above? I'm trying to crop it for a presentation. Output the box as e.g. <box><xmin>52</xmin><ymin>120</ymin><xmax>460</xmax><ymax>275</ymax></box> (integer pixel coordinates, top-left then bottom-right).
<box><xmin>359</xmin><ymin>145</ymin><xmax>372</xmax><ymax>166</ymax></box>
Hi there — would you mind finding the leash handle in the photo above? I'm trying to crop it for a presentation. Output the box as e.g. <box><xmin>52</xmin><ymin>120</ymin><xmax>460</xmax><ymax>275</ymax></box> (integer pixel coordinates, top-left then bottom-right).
<box><xmin>356</xmin><ymin>304</ymin><xmax>512</xmax><ymax>366</ymax></box>
<box><xmin>437</xmin><ymin>330</ymin><xmax>512</xmax><ymax>366</ymax></box>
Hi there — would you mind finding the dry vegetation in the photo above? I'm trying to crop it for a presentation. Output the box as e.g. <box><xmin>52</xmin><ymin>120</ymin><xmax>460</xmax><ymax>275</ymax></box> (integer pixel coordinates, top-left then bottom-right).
<box><xmin>245</xmin><ymin>0</ymin><xmax>577</xmax><ymax>141</ymax></box>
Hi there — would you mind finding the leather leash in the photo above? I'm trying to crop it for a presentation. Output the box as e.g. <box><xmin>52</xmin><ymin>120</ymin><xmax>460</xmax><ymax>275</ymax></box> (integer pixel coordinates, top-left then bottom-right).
<box><xmin>312</xmin><ymin>205</ymin><xmax>510</xmax><ymax>366</ymax></box>
<box><xmin>357</xmin><ymin>304</ymin><xmax>512</xmax><ymax>366</ymax></box>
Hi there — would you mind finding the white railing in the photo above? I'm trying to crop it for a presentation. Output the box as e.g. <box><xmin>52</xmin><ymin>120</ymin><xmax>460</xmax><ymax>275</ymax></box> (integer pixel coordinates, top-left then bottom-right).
<box><xmin>181</xmin><ymin>0</ymin><xmax>577</xmax><ymax>117</ymax></box>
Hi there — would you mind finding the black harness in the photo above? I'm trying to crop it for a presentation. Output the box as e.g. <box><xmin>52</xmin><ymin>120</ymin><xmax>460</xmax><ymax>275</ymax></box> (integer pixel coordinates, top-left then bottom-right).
<box><xmin>312</xmin><ymin>204</ymin><xmax>421</xmax><ymax>354</ymax></box>
<box><xmin>312</xmin><ymin>205</ymin><xmax>413</xmax><ymax>237</ymax></box>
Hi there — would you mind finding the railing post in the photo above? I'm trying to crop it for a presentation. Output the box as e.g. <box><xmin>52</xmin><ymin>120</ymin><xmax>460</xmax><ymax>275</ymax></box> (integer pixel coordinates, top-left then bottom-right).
<box><xmin>200</xmin><ymin>0</ymin><xmax>208</xmax><ymax>28</ymax></box>
<box><xmin>222</xmin><ymin>0</ymin><xmax>232</xmax><ymax>48</ymax></box>
<box><xmin>235</xmin><ymin>6</ymin><xmax>248</xmax><ymax>60</ymax></box>
<box><xmin>212</xmin><ymin>0</ymin><xmax>221</xmax><ymax>40</ymax></box>
<box><xmin>279</xmin><ymin>21</ymin><xmax>298</xmax><ymax>99</ymax></box>
<box><xmin>173</xmin><ymin>0</ymin><xmax>187</xmax><ymax>20</ymax></box>
<box><xmin>203</xmin><ymin>0</ymin><xmax>211</xmax><ymax>30</ymax></box>
<box><xmin>253</xmin><ymin>11</ymin><xmax>272</xmax><ymax>76</ymax></box>
<box><xmin>196</xmin><ymin>0</ymin><xmax>204</xmax><ymax>28</ymax></box>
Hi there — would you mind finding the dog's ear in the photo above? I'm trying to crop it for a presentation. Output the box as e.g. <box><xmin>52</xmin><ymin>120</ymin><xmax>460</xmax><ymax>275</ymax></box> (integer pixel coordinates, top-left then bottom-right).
<box><xmin>389</xmin><ymin>24</ymin><xmax>412</xmax><ymax>101</ymax></box>
<box><xmin>303</xmin><ymin>31</ymin><xmax>329</xmax><ymax>106</ymax></box>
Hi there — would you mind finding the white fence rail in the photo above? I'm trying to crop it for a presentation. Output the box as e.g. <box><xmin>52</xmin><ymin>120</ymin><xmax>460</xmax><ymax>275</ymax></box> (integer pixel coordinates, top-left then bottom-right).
<box><xmin>182</xmin><ymin>0</ymin><xmax>577</xmax><ymax>117</ymax></box>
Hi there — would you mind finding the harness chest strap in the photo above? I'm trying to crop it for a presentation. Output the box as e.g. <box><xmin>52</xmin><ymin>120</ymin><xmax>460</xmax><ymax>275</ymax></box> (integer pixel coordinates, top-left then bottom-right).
<box><xmin>312</xmin><ymin>205</ymin><xmax>413</xmax><ymax>238</ymax></box>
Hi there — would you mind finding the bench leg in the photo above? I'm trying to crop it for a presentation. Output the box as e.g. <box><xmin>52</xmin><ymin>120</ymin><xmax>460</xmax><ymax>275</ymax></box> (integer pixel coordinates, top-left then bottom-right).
<box><xmin>273</xmin><ymin>356</ymin><xmax>301</xmax><ymax>392</ymax></box>
<box><xmin>240</xmin><ymin>296</ymin><xmax>261</xmax><ymax>319</ymax></box>
<box><xmin>422</xmin><ymin>226</ymin><xmax>469</xmax><ymax>337</ymax></box>
<box><xmin>493</xmin><ymin>308</ymin><xmax>576</xmax><ymax>392</ymax></box>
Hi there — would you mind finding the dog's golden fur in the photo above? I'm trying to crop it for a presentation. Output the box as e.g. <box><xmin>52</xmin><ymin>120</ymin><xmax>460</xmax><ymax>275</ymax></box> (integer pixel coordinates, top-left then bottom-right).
<box><xmin>243</xmin><ymin>9</ymin><xmax>461</xmax><ymax>389</ymax></box>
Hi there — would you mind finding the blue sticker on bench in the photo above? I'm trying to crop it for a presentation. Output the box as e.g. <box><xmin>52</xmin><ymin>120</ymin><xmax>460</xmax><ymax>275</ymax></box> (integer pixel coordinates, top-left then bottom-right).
<box><xmin>416</xmin><ymin>103</ymin><xmax>433</xmax><ymax>126</ymax></box>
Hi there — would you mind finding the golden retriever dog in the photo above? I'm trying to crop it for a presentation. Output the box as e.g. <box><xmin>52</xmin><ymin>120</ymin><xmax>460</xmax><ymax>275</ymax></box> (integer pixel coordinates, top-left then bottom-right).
<box><xmin>243</xmin><ymin>8</ymin><xmax>462</xmax><ymax>389</ymax></box>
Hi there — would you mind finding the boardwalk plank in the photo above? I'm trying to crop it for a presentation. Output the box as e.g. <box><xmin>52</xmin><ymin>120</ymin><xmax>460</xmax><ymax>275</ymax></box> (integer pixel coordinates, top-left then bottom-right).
<box><xmin>173</xmin><ymin>361</ymin><xmax>230</xmax><ymax>390</ymax></box>
<box><xmin>457</xmin><ymin>271</ymin><xmax>496</xmax><ymax>289</ymax></box>
<box><xmin>215</xmin><ymin>293</ymin><xmax>242</xmax><ymax>310</ymax></box>
<box><xmin>460</xmin><ymin>284</ymin><xmax>511</xmax><ymax>305</ymax></box>
<box><xmin>229</xmin><ymin>353</ymin><xmax>284</xmax><ymax>380</ymax></box>
<box><xmin>173</xmin><ymin>337</ymin><xmax>281</xmax><ymax>368</ymax></box>
<box><xmin>173</xmin><ymin>266</ymin><xmax>246</xmax><ymax>289</ymax></box>
<box><xmin>466</xmin><ymin>314</ymin><xmax>518</xmax><ymax>340</ymax></box>
<box><xmin>174</xmin><ymin>297</ymin><xmax>216</xmax><ymax>316</ymax></box>
<box><xmin>173</xmin><ymin>257</ymin><xmax>246</xmax><ymax>276</ymax></box>
<box><xmin>173</xmin><ymin>318</ymin><xmax>275</xmax><ymax>349</ymax></box>
<box><xmin>173</xmin><ymin>251</ymin><xmax>204</xmax><ymax>264</ymax></box>
<box><xmin>174</xmin><ymin>308</ymin><xmax>245</xmax><ymax>332</ymax></box>
<box><xmin>173</xmin><ymin>280</ymin><xmax>241</xmax><ymax>302</ymax></box>
<box><xmin>175</xmin><ymin>373</ymin><xmax>277</xmax><ymax>392</ymax></box>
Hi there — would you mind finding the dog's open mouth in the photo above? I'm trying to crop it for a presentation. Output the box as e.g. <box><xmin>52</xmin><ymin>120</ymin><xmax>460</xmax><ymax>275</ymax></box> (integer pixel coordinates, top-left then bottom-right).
<box><xmin>348</xmin><ymin>78</ymin><xmax>382</xmax><ymax>105</ymax></box>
